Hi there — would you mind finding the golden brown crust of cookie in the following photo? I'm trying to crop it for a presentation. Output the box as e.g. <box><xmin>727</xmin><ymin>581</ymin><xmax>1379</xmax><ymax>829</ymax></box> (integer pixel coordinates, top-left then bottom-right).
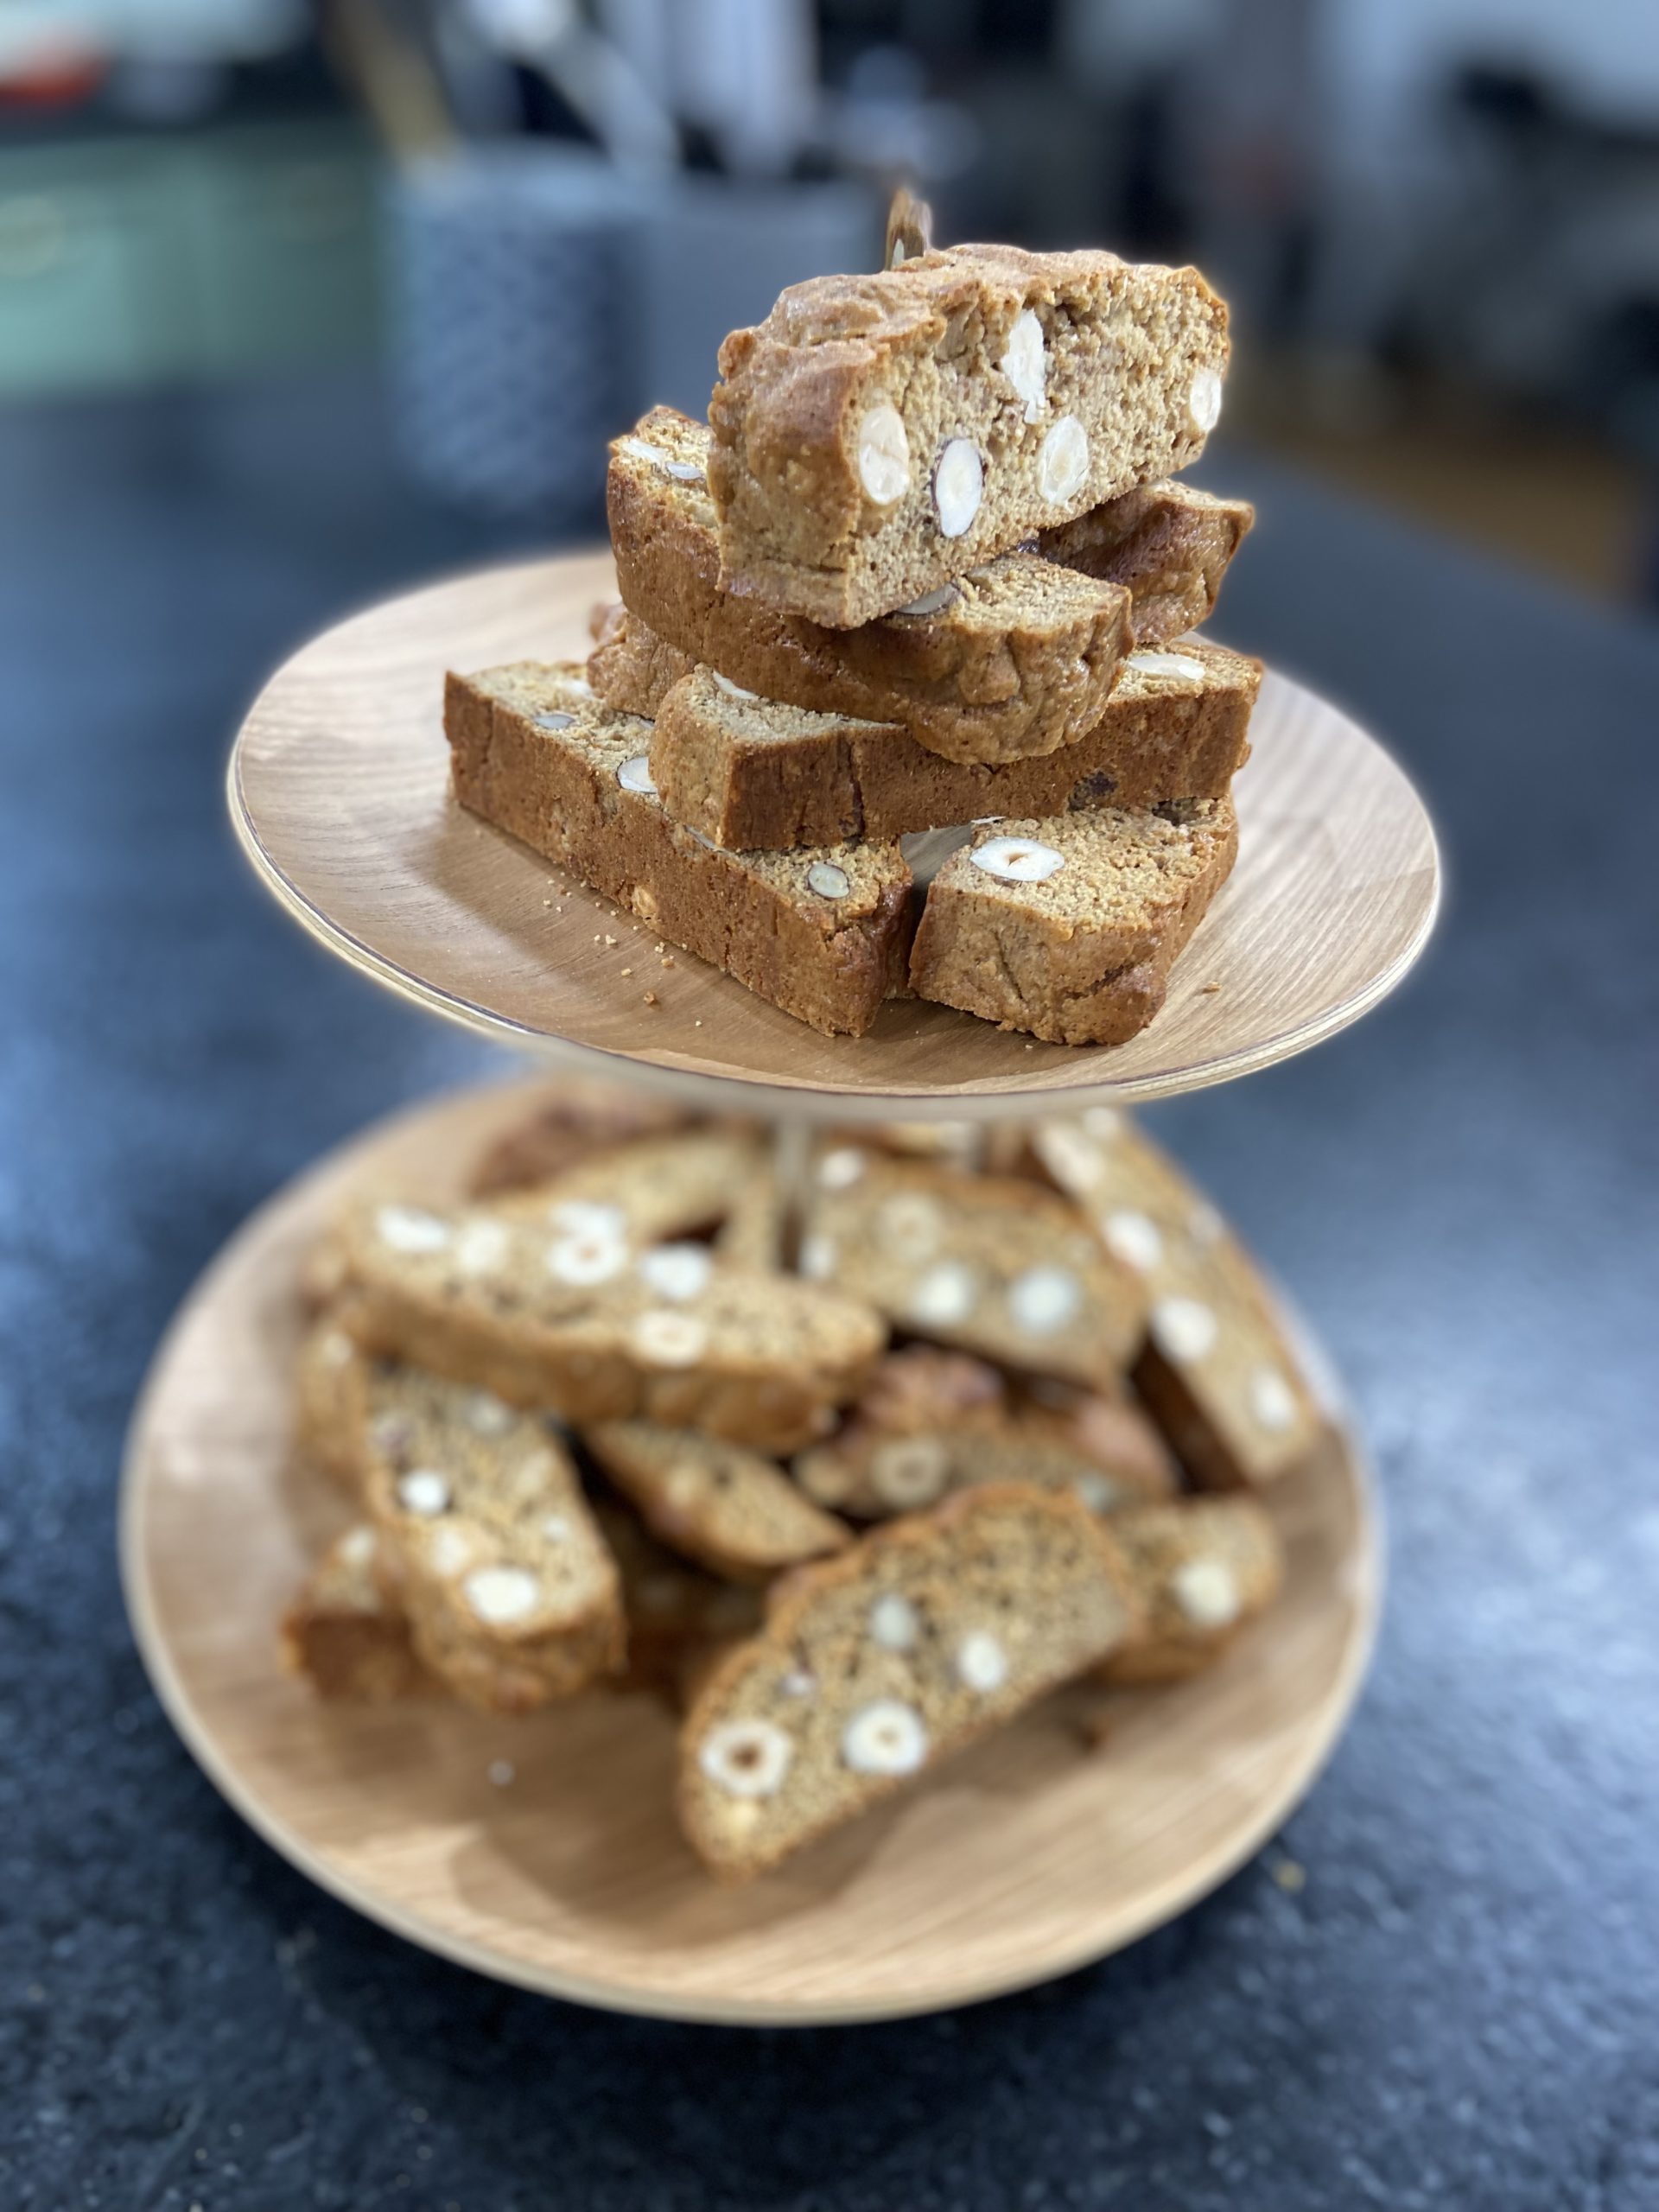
<box><xmin>584</xmin><ymin>1420</ymin><xmax>851</xmax><ymax>1582</ymax></box>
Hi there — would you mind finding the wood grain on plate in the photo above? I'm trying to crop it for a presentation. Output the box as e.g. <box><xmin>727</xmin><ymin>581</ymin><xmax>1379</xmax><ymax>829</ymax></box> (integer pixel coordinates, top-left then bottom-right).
<box><xmin>227</xmin><ymin>554</ymin><xmax>1439</xmax><ymax>1118</ymax></box>
<box><xmin>120</xmin><ymin>1078</ymin><xmax>1381</xmax><ymax>2024</ymax></box>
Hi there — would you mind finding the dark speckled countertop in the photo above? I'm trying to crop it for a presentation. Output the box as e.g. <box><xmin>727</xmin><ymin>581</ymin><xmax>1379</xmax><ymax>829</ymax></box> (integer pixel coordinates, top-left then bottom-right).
<box><xmin>1</xmin><ymin>375</ymin><xmax>1656</xmax><ymax>2211</ymax></box>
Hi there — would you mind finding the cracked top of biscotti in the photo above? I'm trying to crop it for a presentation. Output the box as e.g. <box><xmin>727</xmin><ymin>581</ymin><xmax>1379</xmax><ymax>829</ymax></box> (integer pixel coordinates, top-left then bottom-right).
<box><xmin>610</xmin><ymin>407</ymin><xmax>1132</xmax><ymax>763</ymax></box>
<box><xmin>470</xmin><ymin>659</ymin><xmax>911</xmax><ymax>918</ymax></box>
<box><xmin>708</xmin><ymin>244</ymin><xmax>1229</xmax><ymax>627</ymax></box>
<box><xmin>929</xmin><ymin>798</ymin><xmax>1237</xmax><ymax>931</ymax></box>
<box><xmin>677</xmin><ymin>1480</ymin><xmax>1141</xmax><ymax>1878</ymax></box>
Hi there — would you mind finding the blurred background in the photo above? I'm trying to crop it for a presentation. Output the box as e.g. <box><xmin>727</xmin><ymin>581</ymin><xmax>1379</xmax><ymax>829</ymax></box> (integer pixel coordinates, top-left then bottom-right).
<box><xmin>3</xmin><ymin>0</ymin><xmax>1657</xmax><ymax>603</ymax></box>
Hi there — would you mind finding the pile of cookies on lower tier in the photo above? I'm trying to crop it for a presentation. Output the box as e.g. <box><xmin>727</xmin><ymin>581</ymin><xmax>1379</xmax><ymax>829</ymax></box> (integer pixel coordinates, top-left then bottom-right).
<box><xmin>447</xmin><ymin>238</ymin><xmax>1260</xmax><ymax>1044</ymax></box>
<box><xmin>283</xmin><ymin>1084</ymin><xmax>1325</xmax><ymax>1880</ymax></box>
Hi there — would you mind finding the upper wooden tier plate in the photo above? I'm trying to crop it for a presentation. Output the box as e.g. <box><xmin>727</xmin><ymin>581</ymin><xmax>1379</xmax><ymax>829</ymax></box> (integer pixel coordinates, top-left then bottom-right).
<box><xmin>228</xmin><ymin>553</ymin><xmax>1439</xmax><ymax>1117</ymax></box>
<box><xmin>120</xmin><ymin>1075</ymin><xmax>1380</xmax><ymax>2025</ymax></box>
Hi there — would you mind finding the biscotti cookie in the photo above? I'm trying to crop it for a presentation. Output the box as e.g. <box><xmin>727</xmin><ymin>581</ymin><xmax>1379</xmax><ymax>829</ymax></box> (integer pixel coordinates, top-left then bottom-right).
<box><xmin>712</xmin><ymin>1158</ymin><xmax>788</xmax><ymax>1272</ymax></box>
<box><xmin>1097</xmin><ymin>1497</ymin><xmax>1282</xmax><ymax>1685</ymax></box>
<box><xmin>446</xmin><ymin>661</ymin><xmax>913</xmax><ymax>1038</ymax></box>
<box><xmin>588</xmin><ymin>595</ymin><xmax>696</xmax><ymax>720</ymax></box>
<box><xmin>610</xmin><ymin>407</ymin><xmax>1132</xmax><ymax>763</ymax></box>
<box><xmin>794</xmin><ymin>1346</ymin><xmax>1176</xmax><ymax>1518</ymax></box>
<box><xmin>708</xmin><ymin>244</ymin><xmax>1229</xmax><ymax>627</ymax></box>
<box><xmin>594</xmin><ymin>1499</ymin><xmax>765</xmax><ymax>1703</ymax></box>
<box><xmin>585</xmin><ymin>1421</ymin><xmax>850</xmax><ymax>1582</ymax></box>
<box><xmin>296</xmin><ymin>1316</ymin><xmax>372</xmax><ymax>1491</ymax></box>
<box><xmin>677</xmin><ymin>1482</ymin><xmax>1141</xmax><ymax>1878</ymax></box>
<box><xmin>471</xmin><ymin>1083</ymin><xmax>696</xmax><ymax>1198</ymax></box>
<box><xmin>799</xmin><ymin>1151</ymin><xmax>1144</xmax><ymax>1387</ymax></box>
<box><xmin>334</xmin><ymin>1198</ymin><xmax>886</xmax><ymax>1453</ymax></box>
<box><xmin>1027</xmin><ymin>1110</ymin><xmax>1322</xmax><ymax>1485</ymax></box>
<box><xmin>279</xmin><ymin>1524</ymin><xmax>435</xmax><ymax>1702</ymax></box>
<box><xmin>1021</xmin><ymin>1382</ymin><xmax>1181</xmax><ymax>1499</ymax></box>
<box><xmin>318</xmin><ymin>1348</ymin><xmax>625</xmax><ymax>1712</ymax></box>
<box><xmin>909</xmin><ymin>798</ymin><xmax>1238</xmax><ymax>1046</ymax></box>
<box><xmin>486</xmin><ymin>1126</ymin><xmax>766</xmax><ymax>1252</ymax></box>
<box><xmin>1038</xmin><ymin>480</ymin><xmax>1254</xmax><ymax>645</ymax></box>
<box><xmin>710</xmin><ymin>1122</ymin><xmax>988</xmax><ymax>1274</ymax></box>
<box><xmin>647</xmin><ymin>641</ymin><xmax>1257</xmax><ymax>850</ymax></box>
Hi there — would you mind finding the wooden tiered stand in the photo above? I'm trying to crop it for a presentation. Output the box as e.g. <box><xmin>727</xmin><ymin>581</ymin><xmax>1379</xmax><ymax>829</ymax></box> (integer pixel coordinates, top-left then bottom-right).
<box><xmin>119</xmin><ymin>549</ymin><xmax>1438</xmax><ymax>2023</ymax></box>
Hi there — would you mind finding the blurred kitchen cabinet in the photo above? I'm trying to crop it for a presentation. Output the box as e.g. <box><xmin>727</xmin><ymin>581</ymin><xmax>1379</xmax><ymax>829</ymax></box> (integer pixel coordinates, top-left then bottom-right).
<box><xmin>0</xmin><ymin>122</ymin><xmax>378</xmax><ymax>399</ymax></box>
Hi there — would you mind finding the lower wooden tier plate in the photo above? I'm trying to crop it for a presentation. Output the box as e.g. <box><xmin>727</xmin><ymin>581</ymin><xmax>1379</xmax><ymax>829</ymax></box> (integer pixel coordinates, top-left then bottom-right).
<box><xmin>228</xmin><ymin>551</ymin><xmax>1439</xmax><ymax>1116</ymax></box>
<box><xmin>120</xmin><ymin>1077</ymin><xmax>1382</xmax><ymax>2025</ymax></box>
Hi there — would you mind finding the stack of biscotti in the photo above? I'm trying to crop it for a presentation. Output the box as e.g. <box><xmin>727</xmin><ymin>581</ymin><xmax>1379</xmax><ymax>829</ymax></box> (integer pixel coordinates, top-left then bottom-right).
<box><xmin>279</xmin><ymin>1095</ymin><xmax>1320</xmax><ymax>1877</ymax></box>
<box><xmin>447</xmin><ymin>239</ymin><xmax>1262</xmax><ymax>1046</ymax></box>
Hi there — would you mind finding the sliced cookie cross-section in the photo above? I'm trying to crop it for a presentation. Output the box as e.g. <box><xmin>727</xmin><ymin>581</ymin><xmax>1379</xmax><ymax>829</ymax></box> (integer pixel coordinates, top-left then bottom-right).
<box><xmin>709</xmin><ymin>243</ymin><xmax>1229</xmax><ymax>627</ymax></box>
<box><xmin>908</xmin><ymin>798</ymin><xmax>1238</xmax><ymax>1047</ymax></box>
<box><xmin>678</xmin><ymin>1482</ymin><xmax>1143</xmax><ymax>1878</ymax></box>
<box><xmin>799</xmin><ymin>1152</ymin><xmax>1145</xmax><ymax>1389</ymax></box>
<box><xmin>332</xmin><ymin>1198</ymin><xmax>887</xmax><ymax>1454</ymax></box>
